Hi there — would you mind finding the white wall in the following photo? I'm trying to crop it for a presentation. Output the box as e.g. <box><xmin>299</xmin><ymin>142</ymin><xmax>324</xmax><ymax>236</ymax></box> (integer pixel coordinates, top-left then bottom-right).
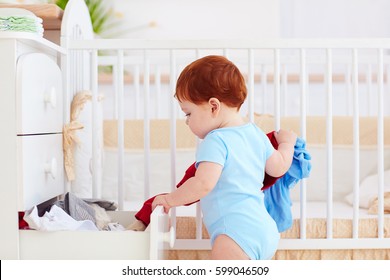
<box><xmin>111</xmin><ymin>0</ymin><xmax>280</xmax><ymax>39</ymax></box>
<box><xmin>281</xmin><ymin>0</ymin><xmax>390</xmax><ymax>38</ymax></box>
<box><xmin>110</xmin><ymin>0</ymin><xmax>390</xmax><ymax>39</ymax></box>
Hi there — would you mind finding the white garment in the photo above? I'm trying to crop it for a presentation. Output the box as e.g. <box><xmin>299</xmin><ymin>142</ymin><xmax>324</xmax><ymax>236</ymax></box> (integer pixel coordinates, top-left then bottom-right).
<box><xmin>106</xmin><ymin>223</ymin><xmax>126</xmax><ymax>231</ymax></box>
<box><xmin>24</xmin><ymin>205</ymin><xmax>98</xmax><ymax>231</ymax></box>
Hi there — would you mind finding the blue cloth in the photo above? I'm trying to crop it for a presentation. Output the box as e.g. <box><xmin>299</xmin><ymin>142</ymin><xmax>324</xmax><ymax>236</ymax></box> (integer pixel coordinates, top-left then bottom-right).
<box><xmin>264</xmin><ymin>137</ymin><xmax>312</xmax><ymax>232</ymax></box>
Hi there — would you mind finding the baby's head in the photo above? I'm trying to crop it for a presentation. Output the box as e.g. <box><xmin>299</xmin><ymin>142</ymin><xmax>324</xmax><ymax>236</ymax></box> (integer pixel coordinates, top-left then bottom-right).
<box><xmin>175</xmin><ymin>55</ymin><xmax>247</xmax><ymax>110</ymax></box>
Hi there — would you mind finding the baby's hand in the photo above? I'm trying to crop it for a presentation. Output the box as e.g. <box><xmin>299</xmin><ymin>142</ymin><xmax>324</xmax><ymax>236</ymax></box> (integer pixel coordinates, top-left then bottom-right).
<box><xmin>152</xmin><ymin>194</ymin><xmax>171</xmax><ymax>214</ymax></box>
<box><xmin>274</xmin><ymin>129</ymin><xmax>297</xmax><ymax>146</ymax></box>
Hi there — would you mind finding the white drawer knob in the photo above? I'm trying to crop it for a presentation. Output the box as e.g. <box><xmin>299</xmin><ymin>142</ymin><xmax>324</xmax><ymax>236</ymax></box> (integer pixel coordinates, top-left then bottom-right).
<box><xmin>44</xmin><ymin>87</ymin><xmax>57</xmax><ymax>108</ymax></box>
<box><xmin>45</xmin><ymin>157</ymin><xmax>57</xmax><ymax>179</ymax></box>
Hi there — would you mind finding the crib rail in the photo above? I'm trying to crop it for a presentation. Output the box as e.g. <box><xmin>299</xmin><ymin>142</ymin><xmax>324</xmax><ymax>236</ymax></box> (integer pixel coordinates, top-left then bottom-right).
<box><xmin>69</xmin><ymin>38</ymin><xmax>390</xmax><ymax>50</ymax></box>
<box><xmin>64</xmin><ymin>37</ymin><xmax>390</xmax><ymax>252</ymax></box>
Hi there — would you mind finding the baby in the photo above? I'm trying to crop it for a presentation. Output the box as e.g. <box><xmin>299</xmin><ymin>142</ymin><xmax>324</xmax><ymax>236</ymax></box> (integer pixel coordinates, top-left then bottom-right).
<box><xmin>138</xmin><ymin>55</ymin><xmax>296</xmax><ymax>259</ymax></box>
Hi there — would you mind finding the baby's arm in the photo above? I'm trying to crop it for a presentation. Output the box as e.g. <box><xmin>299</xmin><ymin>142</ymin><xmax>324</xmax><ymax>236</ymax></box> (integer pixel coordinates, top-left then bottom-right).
<box><xmin>152</xmin><ymin>161</ymin><xmax>222</xmax><ymax>213</ymax></box>
<box><xmin>265</xmin><ymin>129</ymin><xmax>297</xmax><ymax>178</ymax></box>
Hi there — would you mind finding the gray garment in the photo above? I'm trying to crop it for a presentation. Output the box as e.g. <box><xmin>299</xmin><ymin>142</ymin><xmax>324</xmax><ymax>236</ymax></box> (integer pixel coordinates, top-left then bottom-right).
<box><xmin>54</xmin><ymin>192</ymin><xmax>96</xmax><ymax>224</ymax></box>
<box><xmin>83</xmin><ymin>198</ymin><xmax>118</xmax><ymax>211</ymax></box>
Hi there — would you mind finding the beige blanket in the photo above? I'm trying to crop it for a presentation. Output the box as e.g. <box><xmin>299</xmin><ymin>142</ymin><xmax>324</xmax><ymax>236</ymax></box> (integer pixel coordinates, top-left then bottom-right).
<box><xmin>254</xmin><ymin>114</ymin><xmax>390</xmax><ymax>146</ymax></box>
<box><xmin>104</xmin><ymin>115</ymin><xmax>390</xmax><ymax>149</ymax></box>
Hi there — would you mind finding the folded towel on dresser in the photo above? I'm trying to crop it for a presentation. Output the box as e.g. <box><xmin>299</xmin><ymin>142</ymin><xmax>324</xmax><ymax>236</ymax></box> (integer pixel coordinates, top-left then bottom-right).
<box><xmin>0</xmin><ymin>8</ymin><xmax>43</xmax><ymax>36</ymax></box>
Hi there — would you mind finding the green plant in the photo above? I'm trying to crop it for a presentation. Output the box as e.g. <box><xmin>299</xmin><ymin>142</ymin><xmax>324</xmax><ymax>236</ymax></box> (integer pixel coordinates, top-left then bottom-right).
<box><xmin>55</xmin><ymin>0</ymin><xmax>119</xmax><ymax>37</ymax></box>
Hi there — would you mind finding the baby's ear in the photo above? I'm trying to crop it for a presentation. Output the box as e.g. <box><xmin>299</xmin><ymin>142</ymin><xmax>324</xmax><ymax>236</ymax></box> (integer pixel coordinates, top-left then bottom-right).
<box><xmin>208</xmin><ymin>97</ymin><xmax>220</xmax><ymax>114</ymax></box>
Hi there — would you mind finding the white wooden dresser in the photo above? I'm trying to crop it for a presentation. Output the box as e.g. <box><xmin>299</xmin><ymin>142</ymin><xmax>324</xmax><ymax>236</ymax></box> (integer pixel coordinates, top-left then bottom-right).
<box><xmin>0</xmin><ymin>1</ymin><xmax>171</xmax><ymax>260</ymax></box>
<box><xmin>0</xmin><ymin>32</ymin><xmax>66</xmax><ymax>259</ymax></box>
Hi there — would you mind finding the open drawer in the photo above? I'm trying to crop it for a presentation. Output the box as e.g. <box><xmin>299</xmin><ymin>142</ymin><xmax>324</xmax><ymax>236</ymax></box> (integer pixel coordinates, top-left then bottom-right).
<box><xmin>18</xmin><ymin>206</ymin><xmax>174</xmax><ymax>260</ymax></box>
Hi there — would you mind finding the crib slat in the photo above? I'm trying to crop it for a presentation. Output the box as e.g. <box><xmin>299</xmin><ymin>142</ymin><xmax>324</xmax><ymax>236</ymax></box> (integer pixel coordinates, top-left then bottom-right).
<box><xmin>274</xmin><ymin>49</ymin><xmax>281</xmax><ymax>130</ymax></box>
<box><xmin>326</xmin><ymin>48</ymin><xmax>333</xmax><ymax>239</ymax></box>
<box><xmin>195</xmin><ymin>203</ymin><xmax>202</xmax><ymax>240</ymax></box>
<box><xmin>377</xmin><ymin>48</ymin><xmax>385</xmax><ymax>238</ymax></box>
<box><xmin>387</xmin><ymin>65</ymin><xmax>390</xmax><ymax>115</ymax></box>
<box><xmin>111</xmin><ymin>62</ymin><xmax>118</xmax><ymax>119</ymax></box>
<box><xmin>248</xmin><ymin>49</ymin><xmax>255</xmax><ymax>122</ymax></box>
<box><xmin>155</xmin><ymin>66</ymin><xmax>162</xmax><ymax>119</ymax></box>
<box><xmin>62</xmin><ymin>37</ymin><xmax>71</xmax><ymax>193</ymax></box>
<box><xmin>223</xmin><ymin>48</ymin><xmax>229</xmax><ymax>59</ymax></box>
<box><xmin>134</xmin><ymin>65</ymin><xmax>141</xmax><ymax>119</ymax></box>
<box><xmin>346</xmin><ymin>65</ymin><xmax>352</xmax><ymax>115</ymax></box>
<box><xmin>144</xmin><ymin>51</ymin><xmax>151</xmax><ymax>200</ymax></box>
<box><xmin>169</xmin><ymin>50</ymin><xmax>177</xmax><ymax>230</ymax></box>
<box><xmin>193</xmin><ymin>50</ymin><xmax>203</xmax><ymax>240</ymax></box>
<box><xmin>367</xmin><ymin>63</ymin><xmax>373</xmax><ymax>116</ymax></box>
<box><xmin>300</xmin><ymin>48</ymin><xmax>307</xmax><ymax>239</ymax></box>
<box><xmin>300</xmin><ymin>49</ymin><xmax>307</xmax><ymax>146</ymax></box>
<box><xmin>281</xmin><ymin>64</ymin><xmax>288</xmax><ymax>116</ymax></box>
<box><xmin>79</xmin><ymin>48</ymin><xmax>83</xmax><ymax>91</ymax></box>
<box><xmin>261</xmin><ymin>65</ymin><xmax>267</xmax><ymax>114</ymax></box>
<box><xmin>70</xmin><ymin>49</ymin><xmax>75</xmax><ymax>98</ymax></box>
<box><xmin>116</xmin><ymin>49</ymin><xmax>125</xmax><ymax>210</ymax></box>
<box><xmin>90</xmin><ymin>49</ymin><xmax>100</xmax><ymax>198</ymax></box>
<box><xmin>352</xmin><ymin>48</ymin><xmax>360</xmax><ymax>239</ymax></box>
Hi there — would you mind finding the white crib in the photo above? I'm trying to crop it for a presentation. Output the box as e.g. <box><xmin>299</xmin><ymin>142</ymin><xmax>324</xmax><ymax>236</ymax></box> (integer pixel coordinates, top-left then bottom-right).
<box><xmin>54</xmin><ymin>0</ymin><xmax>390</xmax><ymax>259</ymax></box>
<box><xmin>2</xmin><ymin>0</ymin><xmax>390</xmax><ymax>260</ymax></box>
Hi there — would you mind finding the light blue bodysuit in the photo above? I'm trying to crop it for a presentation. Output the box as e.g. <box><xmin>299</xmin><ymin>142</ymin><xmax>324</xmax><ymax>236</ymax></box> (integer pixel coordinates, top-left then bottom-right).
<box><xmin>196</xmin><ymin>123</ymin><xmax>280</xmax><ymax>260</ymax></box>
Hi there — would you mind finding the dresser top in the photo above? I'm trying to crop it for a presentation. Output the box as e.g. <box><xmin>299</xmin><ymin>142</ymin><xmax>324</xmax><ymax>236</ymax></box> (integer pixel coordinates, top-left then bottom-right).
<box><xmin>0</xmin><ymin>31</ymin><xmax>66</xmax><ymax>55</ymax></box>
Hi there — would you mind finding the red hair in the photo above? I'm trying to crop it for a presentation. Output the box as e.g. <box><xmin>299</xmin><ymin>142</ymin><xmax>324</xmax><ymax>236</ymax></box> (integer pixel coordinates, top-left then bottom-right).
<box><xmin>175</xmin><ymin>55</ymin><xmax>247</xmax><ymax>110</ymax></box>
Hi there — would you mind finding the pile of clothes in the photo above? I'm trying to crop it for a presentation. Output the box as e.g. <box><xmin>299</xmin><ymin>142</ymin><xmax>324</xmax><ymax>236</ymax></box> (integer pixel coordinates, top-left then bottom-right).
<box><xmin>0</xmin><ymin>8</ymin><xmax>43</xmax><ymax>36</ymax></box>
<box><xmin>23</xmin><ymin>192</ymin><xmax>125</xmax><ymax>232</ymax></box>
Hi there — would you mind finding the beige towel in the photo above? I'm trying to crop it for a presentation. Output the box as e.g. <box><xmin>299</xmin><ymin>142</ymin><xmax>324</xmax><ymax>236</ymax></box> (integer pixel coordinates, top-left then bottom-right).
<box><xmin>63</xmin><ymin>120</ymin><xmax>84</xmax><ymax>180</ymax></box>
<box><xmin>62</xmin><ymin>91</ymin><xmax>92</xmax><ymax>181</ymax></box>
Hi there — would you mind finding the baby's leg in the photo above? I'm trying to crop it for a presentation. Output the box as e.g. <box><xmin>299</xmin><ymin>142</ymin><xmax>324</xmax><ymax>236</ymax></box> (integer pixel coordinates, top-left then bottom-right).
<box><xmin>211</xmin><ymin>234</ymin><xmax>250</xmax><ymax>260</ymax></box>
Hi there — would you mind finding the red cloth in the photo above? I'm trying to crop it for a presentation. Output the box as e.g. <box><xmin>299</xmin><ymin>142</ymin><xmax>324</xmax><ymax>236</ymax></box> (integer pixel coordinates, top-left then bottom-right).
<box><xmin>135</xmin><ymin>131</ymin><xmax>281</xmax><ymax>226</ymax></box>
<box><xmin>262</xmin><ymin>131</ymin><xmax>280</xmax><ymax>190</ymax></box>
<box><xmin>18</xmin><ymin>212</ymin><xmax>30</xmax><ymax>229</ymax></box>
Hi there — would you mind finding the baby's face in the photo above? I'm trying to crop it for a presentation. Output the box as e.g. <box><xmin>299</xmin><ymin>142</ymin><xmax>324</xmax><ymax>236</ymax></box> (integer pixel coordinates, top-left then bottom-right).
<box><xmin>179</xmin><ymin>100</ymin><xmax>217</xmax><ymax>139</ymax></box>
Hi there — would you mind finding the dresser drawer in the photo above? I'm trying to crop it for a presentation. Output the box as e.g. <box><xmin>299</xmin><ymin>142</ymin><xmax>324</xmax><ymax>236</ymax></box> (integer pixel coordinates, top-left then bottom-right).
<box><xmin>16</xmin><ymin>53</ymin><xmax>63</xmax><ymax>135</ymax></box>
<box><xmin>17</xmin><ymin>133</ymin><xmax>64</xmax><ymax>211</ymax></box>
